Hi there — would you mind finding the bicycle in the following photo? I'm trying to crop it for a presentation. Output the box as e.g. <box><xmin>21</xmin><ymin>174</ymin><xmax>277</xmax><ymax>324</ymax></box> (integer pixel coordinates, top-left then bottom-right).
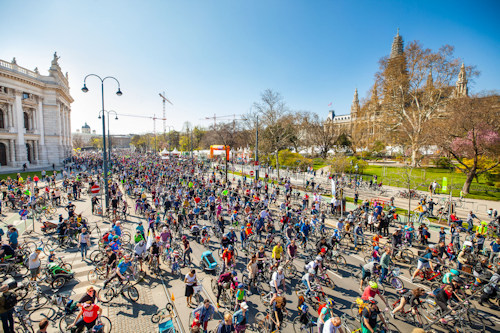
<box><xmin>98</xmin><ymin>276</ymin><xmax>139</xmax><ymax>303</ymax></box>
<box><xmin>386</xmin><ymin>294</ymin><xmax>429</xmax><ymax>327</ymax></box>
<box><xmin>292</xmin><ymin>312</ymin><xmax>316</xmax><ymax>333</ymax></box>
<box><xmin>255</xmin><ymin>308</ymin><xmax>288</xmax><ymax>332</ymax></box>
<box><xmin>59</xmin><ymin>314</ymin><xmax>112</xmax><ymax>333</ymax></box>
<box><xmin>151</xmin><ymin>302</ymin><xmax>174</xmax><ymax>323</ymax></box>
<box><xmin>13</xmin><ymin>306</ymin><xmax>35</xmax><ymax>333</ymax></box>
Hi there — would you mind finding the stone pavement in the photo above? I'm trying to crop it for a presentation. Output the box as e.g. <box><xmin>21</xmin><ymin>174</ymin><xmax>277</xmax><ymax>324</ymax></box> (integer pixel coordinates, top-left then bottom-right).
<box><xmin>1</xmin><ymin>178</ymin><xmax>171</xmax><ymax>333</ymax></box>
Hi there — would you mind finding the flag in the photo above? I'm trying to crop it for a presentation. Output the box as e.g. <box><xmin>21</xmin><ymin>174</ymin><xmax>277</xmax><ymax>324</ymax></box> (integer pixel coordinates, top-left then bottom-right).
<box><xmin>328</xmin><ymin>102</ymin><xmax>332</xmax><ymax>107</ymax></box>
<box><xmin>331</xmin><ymin>178</ymin><xmax>336</xmax><ymax>196</ymax></box>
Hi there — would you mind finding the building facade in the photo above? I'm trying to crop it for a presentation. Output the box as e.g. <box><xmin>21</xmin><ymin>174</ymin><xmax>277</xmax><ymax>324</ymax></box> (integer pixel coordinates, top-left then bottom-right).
<box><xmin>326</xmin><ymin>30</ymin><xmax>469</xmax><ymax>149</ymax></box>
<box><xmin>0</xmin><ymin>53</ymin><xmax>73</xmax><ymax>167</ymax></box>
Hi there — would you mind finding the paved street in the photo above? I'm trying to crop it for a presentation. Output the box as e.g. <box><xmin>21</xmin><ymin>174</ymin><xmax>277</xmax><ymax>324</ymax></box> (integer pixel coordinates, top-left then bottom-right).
<box><xmin>2</xmin><ymin>170</ymin><xmax>500</xmax><ymax>333</ymax></box>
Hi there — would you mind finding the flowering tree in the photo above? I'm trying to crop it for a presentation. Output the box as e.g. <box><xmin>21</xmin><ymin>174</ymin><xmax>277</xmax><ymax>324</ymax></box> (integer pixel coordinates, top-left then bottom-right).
<box><xmin>440</xmin><ymin>95</ymin><xmax>500</xmax><ymax>194</ymax></box>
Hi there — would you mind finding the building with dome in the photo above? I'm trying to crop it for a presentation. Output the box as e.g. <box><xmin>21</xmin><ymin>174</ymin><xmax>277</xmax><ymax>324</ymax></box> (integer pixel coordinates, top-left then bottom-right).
<box><xmin>0</xmin><ymin>53</ymin><xmax>73</xmax><ymax>167</ymax></box>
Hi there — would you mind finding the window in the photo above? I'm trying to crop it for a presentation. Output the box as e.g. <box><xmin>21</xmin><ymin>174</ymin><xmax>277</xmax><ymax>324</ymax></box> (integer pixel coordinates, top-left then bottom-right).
<box><xmin>0</xmin><ymin>110</ymin><xmax>4</xmax><ymax>129</ymax></box>
<box><xmin>24</xmin><ymin>112</ymin><xmax>29</xmax><ymax>130</ymax></box>
<box><xmin>22</xmin><ymin>92</ymin><xmax>29</xmax><ymax>100</ymax></box>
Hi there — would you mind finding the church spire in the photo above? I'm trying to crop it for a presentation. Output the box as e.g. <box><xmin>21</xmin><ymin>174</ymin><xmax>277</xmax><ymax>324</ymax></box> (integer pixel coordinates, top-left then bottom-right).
<box><xmin>390</xmin><ymin>28</ymin><xmax>404</xmax><ymax>58</ymax></box>
<box><xmin>455</xmin><ymin>63</ymin><xmax>468</xmax><ymax>97</ymax></box>
<box><xmin>351</xmin><ymin>88</ymin><xmax>360</xmax><ymax>118</ymax></box>
<box><xmin>426</xmin><ymin>68</ymin><xmax>433</xmax><ymax>89</ymax></box>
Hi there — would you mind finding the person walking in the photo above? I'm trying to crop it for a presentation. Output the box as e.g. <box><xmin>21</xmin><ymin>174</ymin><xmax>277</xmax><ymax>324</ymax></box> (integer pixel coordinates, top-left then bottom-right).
<box><xmin>28</xmin><ymin>248</ymin><xmax>42</xmax><ymax>281</ymax></box>
<box><xmin>192</xmin><ymin>299</ymin><xmax>215</xmax><ymax>332</ymax></box>
<box><xmin>185</xmin><ymin>269</ymin><xmax>197</xmax><ymax>308</ymax></box>
<box><xmin>79</xmin><ymin>227</ymin><xmax>90</xmax><ymax>260</ymax></box>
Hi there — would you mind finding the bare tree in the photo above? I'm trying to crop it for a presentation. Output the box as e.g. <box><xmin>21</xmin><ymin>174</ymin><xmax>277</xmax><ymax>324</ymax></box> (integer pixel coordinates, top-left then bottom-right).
<box><xmin>253</xmin><ymin>89</ymin><xmax>295</xmax><ymax>178</ymax></box>
<box><xmin>306</xmin><ymin>113</ymin><xmax>339</xmax><ymax>158</ymax></box>
<box><xmin>377</xmin><ymin>41</ymin><xmax>479</xmax><ymax>166</ymax></box>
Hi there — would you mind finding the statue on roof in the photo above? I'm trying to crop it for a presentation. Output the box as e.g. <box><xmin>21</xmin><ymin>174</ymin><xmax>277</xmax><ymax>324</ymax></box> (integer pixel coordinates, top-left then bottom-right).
<box><xmin>51</xmin><ymin>52</ymin><xmax>60</xmax><ymax>66</ymax></box>
<box><xmin>34</xmin><ymin>67</ymin><xmax>39</xmax><ymax>74</ymax></box>
<box><xmin>11</xmin><ymin>57</ymin><xmax>17</xmax><ymax>64</ymax></box>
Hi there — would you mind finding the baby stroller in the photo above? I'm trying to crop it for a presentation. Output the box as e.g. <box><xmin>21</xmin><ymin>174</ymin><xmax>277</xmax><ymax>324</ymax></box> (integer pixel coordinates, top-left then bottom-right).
<box><xmin>199</xmin><ymin>250</ymin><xmax>218</xmax><ymax>273</ymax></box>
<box><xmin>190</xmin><ymin>225</ymin><xmax>201</xmax><ymax>242</ymax></box>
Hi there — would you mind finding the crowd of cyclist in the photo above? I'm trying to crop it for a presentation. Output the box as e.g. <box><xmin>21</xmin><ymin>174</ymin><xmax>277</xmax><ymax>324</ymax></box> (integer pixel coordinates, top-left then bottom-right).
<box><xmin>0</xmin><ymin>151</ymin><xmax>499</xmax><ymax>333</ymax></box>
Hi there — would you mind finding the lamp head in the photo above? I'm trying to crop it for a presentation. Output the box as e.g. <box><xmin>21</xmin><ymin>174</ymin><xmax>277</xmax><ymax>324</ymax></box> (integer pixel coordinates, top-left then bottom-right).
<box><xmin>115</xmin><ymin>116</ymin><xmax>118</xmax><ymax>120</ymax></box>
<box><xmin>98</xmin><ymin>115</ymin><xmax>101</xmax><ymax>119</ymax></box>
<box><xmin>116</xmin><ymin>89</ymin><xmax>122</xmax><ymax>96</ymax></box>
<box><xmin>81</xmin><ymin>84</ymin><xmax>88</xmax><ymax>93</ymax></box>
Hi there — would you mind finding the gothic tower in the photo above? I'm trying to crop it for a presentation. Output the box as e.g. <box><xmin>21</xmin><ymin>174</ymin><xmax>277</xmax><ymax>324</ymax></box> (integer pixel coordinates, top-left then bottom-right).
<box><xmin>351</xmin><ymin>88</ymin><xmax>360</xmax><ymax>119</ymax></box>
<box><xmin>455</xmin><ymin>63</ymin><xmax>468</xmax><ymax>97</ymax></box>
<box><xmin>390</xmin><ymin>28</ymin><xmax>404</xmax><ymax>58</ymax></box>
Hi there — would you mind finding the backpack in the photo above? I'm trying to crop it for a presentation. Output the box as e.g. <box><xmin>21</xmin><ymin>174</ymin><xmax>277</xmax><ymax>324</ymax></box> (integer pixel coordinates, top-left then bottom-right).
<box><xmin>4</xmin><ymin>292</ymin><xmax>17</xmax><ymax>309</ymax></box>
<box><xmin>317</xmin><ymin>303</ymin><xmax>326</xmax><ymax>316</ymax></box>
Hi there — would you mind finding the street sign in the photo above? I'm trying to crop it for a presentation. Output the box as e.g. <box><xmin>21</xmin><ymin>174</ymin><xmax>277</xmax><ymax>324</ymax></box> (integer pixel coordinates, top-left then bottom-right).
<box><xmin>91</xmin><ymin>184</ymin><xmax>100</xmax><ymax>195</ymax></box>
<box><xmin>250</xmin><ymin>171</ymin><xmax>254</xmax><ymax>176</ymax></box>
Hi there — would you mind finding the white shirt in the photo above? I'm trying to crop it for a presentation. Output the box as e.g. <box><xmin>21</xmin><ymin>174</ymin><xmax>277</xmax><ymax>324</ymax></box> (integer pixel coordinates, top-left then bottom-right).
<box><xmin>270</xmin><ymin>271</ymin><xmax>285</xmax><ymax>288</ymax></box>
<box><xmin>29</xmin><ymin>252</ymin><xmax>41</xmax><ymax>269</ymax></box>
<box><xmin>322</xmin><ymin>318</ymin><xmax>340</xmax><ymax>333</ymax></box>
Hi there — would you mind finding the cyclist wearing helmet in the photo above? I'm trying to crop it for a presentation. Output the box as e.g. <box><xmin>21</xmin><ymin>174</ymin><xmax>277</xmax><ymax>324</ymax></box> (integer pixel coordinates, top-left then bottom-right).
<box><xmin>442</xmin><ymin>269</ymin><xmax>460</xmax><ymax>284</ymax></box>
<box><xmin>301</xmin><ymin>268</ymin><xmax>315</xmax><ymax>296</ymax></box>
<box><xmin>362</xmin><ymin>298</ymin><xmax>387</xmax><ymax>333</ymax></box>
<box><xmin>109</xmin><ymin>235</ymin><xmax>121</xmax><ymax>252</ymax></box>
<box><xmin>359</xmin><ymin>262</ymin><xmax>381</xmax><ymax>292</ymax></box>
<box><xmin>104</xmin><ymin>254</ymin><xmax>134</xmax><ymax>288</ymax></box>
<box><xmin>362</xmin><ymin>281</ymin><xmax>388</xmax><ymax>310</ymax></box>
<box><xmin>222</xmin><ymin>245</ymin><xmax>236</xmax><ymax>270</ymax></box>
<box><xmin>149</xmin><ymin>236</ymin><xmax>161</xmax><ymax>268</ymax></box>
<box><xmin>305</xmin><ymin>256</ymin><xmax>323</xmax><ymax>275</ymax></box>
<box><xmin>318</xmin><ymin>298</ymin><xmax>336</xmax><ymax>333</ymax></box>
<box><xmin>134</xmin><ymin>239</ymin><xmax>147</xmax><ymax>271</ymax></box>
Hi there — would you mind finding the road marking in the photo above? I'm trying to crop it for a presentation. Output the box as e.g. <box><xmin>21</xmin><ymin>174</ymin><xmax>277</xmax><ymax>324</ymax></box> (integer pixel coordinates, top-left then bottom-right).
<box><xmin>328</xmin><ymin>269</ymin><xmax>343</xmax><ymax>279</ymax></box>
<box><xmin>399</xmin><ymin>275</ymin><xmax>430</xmax><ymax>290</ymax></box>
<box><xmin>351</xmin><ymin>254</ymin><xmax>365</xmax><ymax>262</ymax></box>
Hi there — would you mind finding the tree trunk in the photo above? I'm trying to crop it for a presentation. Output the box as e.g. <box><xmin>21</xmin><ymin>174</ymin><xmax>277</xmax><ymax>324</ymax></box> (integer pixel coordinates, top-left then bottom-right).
<box><xmin>411</xmin><ymin>145</ymin><xmax>418</xmax><ymax>167</ymax></box>
<box><xmin>275</xmin><ymin>151</ymin><xmax>280</xmax><ymax>180</ymax></box>
<box><xmin>462</xmin><ymin>167</ymin><xmax>476</xmax><ymax>195</ymax></box>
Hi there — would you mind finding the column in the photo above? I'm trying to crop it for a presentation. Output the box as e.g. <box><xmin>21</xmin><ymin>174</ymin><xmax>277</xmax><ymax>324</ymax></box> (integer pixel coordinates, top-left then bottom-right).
<box><xmin>9</xmin><ymin>139</ymin><xmax>16</xmax><ymax>166</ymax></box>
<box><xmin>37</xmin><ymin>97</ymin><xmax>47</xmax><ymax>163</ymax></box>
<box><xmin>34</xmin><ymin>141</ymin><xmax>38</xmax><ymax>162</ymax></box>
<box><xmin>14</xmin><ymin>91</ymin><xmax>26</xmax><ymax>165</ymax></box>
<box><xmin>8</xmin><ymin>104</ymin><xmax>14</xmax><ymax>129</ymax></box>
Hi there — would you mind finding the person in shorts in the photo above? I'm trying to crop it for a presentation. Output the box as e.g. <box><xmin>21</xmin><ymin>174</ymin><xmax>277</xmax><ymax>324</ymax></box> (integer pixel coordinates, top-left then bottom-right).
<box><xmin>69</xmin><ymin>301</ymin><xmax>102</xmax><ymax>332</ymax></box>
<box><xmin>28</xmin><ymin>248</ymin><xmax>42</xmax><ymax>281</ymax></box>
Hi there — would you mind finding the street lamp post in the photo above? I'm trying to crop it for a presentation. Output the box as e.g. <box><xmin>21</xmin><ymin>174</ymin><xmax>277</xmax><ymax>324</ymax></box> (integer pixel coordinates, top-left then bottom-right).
<box><xmin>98</xmin><ymin>110</ymin><xmax>118</xmax><ymax>169</ymax></box>
<box><xmin>255</xmin><ymin>115</ymin><xmax>259</xmax><ymax>183</ymax></box>
<box><xmin>82</xmin><ymin>75</ymin><xmax>122</xmax><ymax>211</ymax></box>
<box><xmin>354</xmin><ymin>163</ymin><xmax>359</xmax><ymax>192</ymax></box>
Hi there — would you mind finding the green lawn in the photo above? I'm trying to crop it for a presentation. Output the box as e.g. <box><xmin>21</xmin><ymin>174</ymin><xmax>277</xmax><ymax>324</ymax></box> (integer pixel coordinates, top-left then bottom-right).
<box><xmin>0</xmin><ymin>169</ymin><xmax>62</xmax><ymax>181</ymax></box>
<box><xmin>312</xmin><ymin>158</ymin><xmax>328</xmax><ymax>171</ymax></box>
<box><xmin>362</xmin><ymin>165</ymin><xmax>500</xmax><ymax>201</ymax></box>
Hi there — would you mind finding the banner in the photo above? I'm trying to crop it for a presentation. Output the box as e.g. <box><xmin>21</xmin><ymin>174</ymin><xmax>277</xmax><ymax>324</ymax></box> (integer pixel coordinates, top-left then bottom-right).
<box><xmin>331</xmin><ymin>178</ymin><xmax>336</xmax><ymax>197</ymax></box>
<box><xmin>442</xmin><ymin>177</ymin><xmax>448</xmax><ymax>193</ymax></box>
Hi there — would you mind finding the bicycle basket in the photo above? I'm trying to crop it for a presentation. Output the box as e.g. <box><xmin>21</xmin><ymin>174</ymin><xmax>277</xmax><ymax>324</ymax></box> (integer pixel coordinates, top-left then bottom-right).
<box><xmin>392</xmin><ymin>267</ymin><xmax>401</xmax><ymax>277</ymax></box>
<box><xmin>193</xmin><ymin>285</ymin><xmax>203</xmax><ymax>293</ymax></box>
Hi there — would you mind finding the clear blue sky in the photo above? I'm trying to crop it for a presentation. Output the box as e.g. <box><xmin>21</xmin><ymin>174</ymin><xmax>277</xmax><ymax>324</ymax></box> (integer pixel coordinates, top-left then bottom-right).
<box><xmin>1</xmin><ymin>0</ymin><xmax>499</xmax><ymax>134</ymax></box>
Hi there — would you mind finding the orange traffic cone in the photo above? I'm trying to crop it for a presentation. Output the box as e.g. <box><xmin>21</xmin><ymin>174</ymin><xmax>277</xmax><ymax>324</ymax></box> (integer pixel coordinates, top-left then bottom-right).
<box><xmin>171</xmin><ymin>293</ymin><xmax>175</xmax><ymax>301</ymax></box>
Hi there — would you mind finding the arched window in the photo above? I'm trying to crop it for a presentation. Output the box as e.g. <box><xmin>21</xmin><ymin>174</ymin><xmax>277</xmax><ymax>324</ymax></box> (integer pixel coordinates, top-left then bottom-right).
<box><xmin>24</xmin><ymin>112</ymin><xmax>29</xmax><ymax>130</ymax></box>
<box><xmin>0</xmin><ymin>110</ymin><xmax>4</xmax><ymax>129</ymax></box>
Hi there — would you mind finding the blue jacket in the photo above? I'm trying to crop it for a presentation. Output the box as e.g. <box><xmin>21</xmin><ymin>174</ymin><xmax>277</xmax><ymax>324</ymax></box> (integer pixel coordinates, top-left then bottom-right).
<box><xmin>192</xmin><ymin>304</ymin><xmax>215</xmax><ymax>322</ymax></box>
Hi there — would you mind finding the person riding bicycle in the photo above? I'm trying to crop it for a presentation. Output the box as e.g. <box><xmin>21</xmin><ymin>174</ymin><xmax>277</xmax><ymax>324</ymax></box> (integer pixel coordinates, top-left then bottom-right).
<box><xmin>391</xmin><ymin>287</ymin><xmax>425</xmax><ymax>317</ymax></box>
<box><xmin>271</xmin><ymin>241</ymin><xmax>283</xmax><ymax>267</ymax></box>
<box><xmin>301</xmin><ymin>268</ymin><xmax>315</xmax><ymax>296</ymax></box>
<box><xmin>317</xmin><ymin>297</ymin><xmax>335</xmax><ymax>333</ymax></box>
<box><xmin>269</xmin><ymin>266</ymin><xmax>286</xmax><ymax>305</ymax></box>
<box><xmin>232</xmin><ymin>301</ymin><xmax>248</xmax><ymax>333</ymax></box>
<box><xmin>222</xmin><ymin>245</ymin><xmax>236</xmax><ymax>270</ymax></box>
<box><xmin>305</xmin><ymin>256</ymin><xmax>323</xmax><ymax>275</ymax></box>
<box><xmin>442</xmin><ymin>269</ymin><xmax>460</xmax><ymax>284</ymax></box>
<box><xmin>411</xmin><ymin>247</ymin><xmax>437</xmax><ymax>282</ymax></box>
<box><xmin>316</xmin><ymin>237</ymin><xmax>331</xmax><ymax>255</ymax></box>
<box><xmin>108</xmin><ymin>235</ymin><xmax>121</xmax><ymax>252</ymax></box>
<box><xmin>68</xmin><ymin>300</ymin><xmax>103</xmax><ymax>332</ymax></box>
<box><xmin>216</xmin><ymin>270</ymin><xmax>237</xmax><ymax>308</ymax></box>
<box><xmin>361</xmin><ymin>282</ymin><xmax>388</xmax><ymax>310</ymax></box>
<box><xmin>192</xmin><ymin>299</ymin><xmax>215</xmax><ymax>333</ymax></box>
<box><xmin>149</xmin><ymin>236</ymin><xmax>161</xmax><ymax>269</ymax></box>
<box><xmin>361</xmin><ymin>298</ymin><xmax>388</xmax><ymax>333</ymax></box>
<box><xmin>322</xmin><ymin>316</ymin><xmax>344</xmax><ymax>333</ymax></box>
<box><xmin>359</xmin><ymin>262</ymin><xmax>381</xmax><ymax>292</ymax></box>
<box><xmin>103</xmin><ymin>254</ymin><xmax>134</xmax><ymax>288</ymax></box>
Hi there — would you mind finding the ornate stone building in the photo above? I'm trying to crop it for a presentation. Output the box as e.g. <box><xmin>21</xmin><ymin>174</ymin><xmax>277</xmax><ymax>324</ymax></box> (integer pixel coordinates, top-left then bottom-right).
<box><xmin>326</xmin><ymin>30</ymin><xmax>469</xmax><ymax>150</ymax></box>
<box><xmin>0</xmin><ymin>53</ymin><xmax>73</xmax><ymax>167</ymax></box>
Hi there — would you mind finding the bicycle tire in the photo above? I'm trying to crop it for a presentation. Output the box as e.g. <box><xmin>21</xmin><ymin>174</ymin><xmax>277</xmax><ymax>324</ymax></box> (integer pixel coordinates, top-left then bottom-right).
<box><xmin>98</xmin><ymin>286</ymin><xmax>115</xmax><ymax>303</ymax></box>
<box><xmin>15</xmin><ymin>324</ymin><xmax>34</xmax><ymax>333</ymax></box>
<box><xmin>23</xmin><ymin>293</ymin><xmax>50</xmax><ymax>311</ymax></box>
<box><xmin>390</xmin><ymin>277</ymin><xmax>404</xmax><ymax>290</ymax></box>
<box><xmin>151</xmin><ymin>309</ymin><xmax>168</xmax><ymax>323</ymax></box>
<box><xmin>127</xmin><ymin>285</ymin><xmax>140</xmax><ymax>302</ymax></box>
<box><xmin>97</xmin><ymin>315</ymin><xmax>113</xmax><ymax>333</ymax></box>
<box><xmin>29</xmin><ymin>306</ymin><xmax>58</xmax><ymax>324</ymax></box>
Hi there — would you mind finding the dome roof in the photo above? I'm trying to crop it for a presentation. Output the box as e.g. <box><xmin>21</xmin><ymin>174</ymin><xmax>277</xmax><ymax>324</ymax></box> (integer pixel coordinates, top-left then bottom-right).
<box><xmin>82</xmin><ymin>122</ymin><xmax>90</xmax><ymax>129</ymax></box>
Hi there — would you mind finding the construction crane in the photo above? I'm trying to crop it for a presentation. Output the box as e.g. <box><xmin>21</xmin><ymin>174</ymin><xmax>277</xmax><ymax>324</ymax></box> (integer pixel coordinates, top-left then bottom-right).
<box><xmin>116</xmin><ymin>113</ymin><xmax>167</xmax><ymax>152</ymax></box>
<box><xmin>200</xmin><ymin>114</ymin><xmax>244</xmax><ymax>128</ymax></box>
<box><xmin>159</xmin><ymin>92</ymin><xmax>173</xmax><ymax>135</ymax></box>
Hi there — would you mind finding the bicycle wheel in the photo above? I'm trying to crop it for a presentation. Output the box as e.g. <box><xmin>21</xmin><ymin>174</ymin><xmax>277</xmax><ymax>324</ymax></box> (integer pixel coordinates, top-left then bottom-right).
<box><xmin>88</xmin><ymin>270</ymin><xmax>98</xmax><ymax>284</ymax></box>
<box><xmin>15</xmin><ymin>323</ymin><xmax>34</xmax><ymax>333</ymax></box>
<box><xmin>46</xmin><ymin>237</ymin><xmax>60</xmax><ymax>252</ymax></box>
<box><xmin>59</xmin><ymin>312</ymin><xmax>77</xmax><ymax>332</ymax></box>
<box><xmin>334</xmin><ymin>255</ymin><xmax>348</xmax><ymax>268</ymax></box>
<box><xmin>151</xmin><ymin>309</ymin><xmax>169</xmax><ymax>323</ymax></box>
<box><xmin>293</xmin><ymin>316</ymin><xmax>308</xmax><ymax>333</ymax></box>
<box><xmin>400</xmin><ymin>249</ymin><xmax>414</xmax><ymax>264</ymax></box>
<box><xmin>29</xmin><ymin>306</ymin><xmax>58</xmax><ymax>323</ymax></box>
<box><xmin>98</xmin><ymin>286</ymin><xmax>115</xmax><ymax>303</ymax></box>
<box><xmin>390</xmin><ymin>277</ymin><xmax>404</xmax><ymax>290</ymax></box>
<box><xmin>51</xmin><ymin>276</ymin><xmax>66</xmax><ymax>290</ymax></box>
<box><xmin>385</xmin><ymin>295</ymin><xmax>398</xmax><ymax>312</ymax></box>
<box><xmin>255</xmin><ymin>312</ymin><xmax>267</xmax><ymax>332</ymax></box>
<box><xmin>126</xmin><ymin>285</ymin><xmax>140</xmax><ymax>302</ymax></box>
<box><xmin>284</xmin><ymin>263</ymin><xmax>297</xmax><ymax>279</ymax></box>
<box><xmin>98</xmin><ymin>315</ymin><xmax>113</xmax><ymax>333</ymax></box>
<box><xmin>349</xmin><ymin>302</ymin><xmax>361</xmax><ymax>319</ymax></box>
<box><xmin>24</xmin><ymin>293</ymin><xmax>50</xmax><ymax>311</ymax></box>
<box><xmin>121</xmin><ymin>231</ymin><xmax>131</xmax><ymax>244</ymax></box>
